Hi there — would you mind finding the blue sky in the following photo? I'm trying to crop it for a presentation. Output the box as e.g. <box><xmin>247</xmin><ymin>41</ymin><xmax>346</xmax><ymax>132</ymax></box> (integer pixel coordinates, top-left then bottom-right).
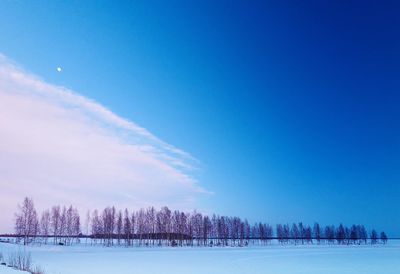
<box><xmin>0</xmin><ymin>1</ymin><xmax>399</xmax><ymax>235</ymax></box>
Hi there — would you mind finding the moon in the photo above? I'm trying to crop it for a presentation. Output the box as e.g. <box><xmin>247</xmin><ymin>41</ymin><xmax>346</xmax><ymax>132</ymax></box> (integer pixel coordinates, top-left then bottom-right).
<box><xmin>57</xmin><ymin>67</ymin><xmax>62</xmax><ymax>72</ymax></box>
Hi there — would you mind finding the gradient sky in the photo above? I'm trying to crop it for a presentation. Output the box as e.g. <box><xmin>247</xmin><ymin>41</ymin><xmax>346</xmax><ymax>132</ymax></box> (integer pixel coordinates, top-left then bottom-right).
<box><xmin>0</xmin><ymin>1</ymin><xmax>399</xmax><ymax>236</ymax></box>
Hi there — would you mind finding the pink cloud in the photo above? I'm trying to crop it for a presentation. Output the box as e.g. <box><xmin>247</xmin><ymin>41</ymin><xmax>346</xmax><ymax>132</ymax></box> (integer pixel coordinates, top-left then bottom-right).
<box><xmin>0</xmin><ymin>54</ymin><xmax>210</xmax><ymax>233</ymax></box>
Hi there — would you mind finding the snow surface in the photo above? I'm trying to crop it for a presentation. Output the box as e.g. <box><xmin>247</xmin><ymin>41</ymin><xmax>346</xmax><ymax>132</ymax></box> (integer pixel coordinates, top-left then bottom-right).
<box><xmin>0</xmin><ymin>265</ymin><xmax>28</xmax><ymax>274</ymax></box>
<box><xmin>1</xmin><ymin>241</ymin><xmax>399</xmax><ymax>274</ymax></box>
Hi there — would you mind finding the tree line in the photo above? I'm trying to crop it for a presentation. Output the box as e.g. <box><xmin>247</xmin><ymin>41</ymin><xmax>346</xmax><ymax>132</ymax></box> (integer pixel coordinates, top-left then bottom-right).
<box><xmin>14</xmin><ymin>197</ymin><xmax>388</xmax><ymax>247</ymax></box>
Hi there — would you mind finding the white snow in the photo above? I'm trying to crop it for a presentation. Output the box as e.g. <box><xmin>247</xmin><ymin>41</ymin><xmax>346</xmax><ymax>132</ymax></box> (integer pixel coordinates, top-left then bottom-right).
<box><xmin>1</xmin><ymin>241</ymin><xmax>399</xmax><ymax>274</ymax></box>
<box><xmin>0</xmin><ymin>265</ymin><xmax>29</xmax><ymax>274</ymax></box>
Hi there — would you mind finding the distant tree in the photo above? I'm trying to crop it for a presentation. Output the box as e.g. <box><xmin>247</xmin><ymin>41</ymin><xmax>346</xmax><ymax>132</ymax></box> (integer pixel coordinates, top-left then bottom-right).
<box><xmin>265</xmin><ymin>224</ymin><xmax>273</xmax><ymax>243</ymax></box>
<box><xmin>136</xmin><ymin>208</ymin><xmax>145</xmax><ymax>246</ymax></box>
<box><xmin>84</xmin><ymin>210</ymin><xmax>90</xmax><ymax>236</ymax></box>
<box><xmin>73</xmin><ymin>208</ymin><xmax>81</xmax><ymax>243</ymax></box>
<box><xmin>336</xmin><ymin>224</ymin><xmax>346</xmax><ymax>244</ymax></box>
<box><xmin>258</xmin><ymin>223</ymin><xmax>265</xmax><ymax>244</ymax></box>
<box><xmin>370</xmin><ymin>229</ymin><xmax>378</xmax><ymax>245</ymax></box>
<box><xmin>146</xmin><ymin>207</ymin><xmax>156</xmax><ymax>245</ymax></box>
<box><xmin>40</xmin><ymin>210</ymin><xmax>50</xmax><ymax>244</ymax></box>
<box><xmin>231</xmin><ymin>217</ymin><xmax>240</xmax><ymax>245</ymax></box>
<box><xmin>91</xmin><ymin>209</ymin><xmax>102</xmax><ymax>244</ymax></box>
<box><xmin>380</xmin><ymin>231</ymin><xmax>388</xmax><ymax>244</ymax></box>
<box><xmin>325</xmin><ymin>225</ymin><xmax>335</xmax><ymax>244</ymax></box>
<box><xmin>59</xmin><ymin>206</ymin><xmax>67</xmax><ymax>244</ymax></box>
<box><xmin>358</xmin><ymin>225</ymin><xmax>368</xmax><ymax>244</ymax></box>
<box><xmin>123</xmin><ymin>209</ymin><xmax>131</xmax><ymax>246</ymax></box>
<box><xmin>345</xmin><ymin>226</ymin><xmax>351</xmax><ymax>244</ymax></box>
<box><xmin>110</xmin><ymin>207</ymin><xmax>116</xmax><ymax>245</ymax></box>
<box><xmin>298</xmin><ymin>222</ymin><xmax>304</xmax><ymax>244</ymax></box>
<box><xmin>15</xmin><ymin>197</ymin><xmax>38</xmax><ymax>245</ymax></box>
<box><xmin>304</xmin><ymin>225</ymin><xmax>312</xmax><ymax>243</ymax></box>
<box><xmin>12</xmin><ymin>199</ymin><xmax>386</xmax><ymax>249</ymax></box>
<box><xmin>102</xmin><ymin>207</ymin><xmax>116</xmax><ymax>246</ymax></box>
<box><xmin>350</xmin><ymin>225</ymin><xmax>359</xmax><ymax>244</ymax></box>
<box><xmin>203</xmin><ymin>215</ymin><xmax>212</xmax><ymax>246</ymax></box>
<box><xmin>290</xmin><ymin>223</ymin><xmax>300</xmax><ymax>244</ymax></box>
<box><xmin>116</xmin><ymin>210</ymin><xmax>123</xmax><ymax>245</ymax></box>
<box><xmin>243</xmin><ymin>219</ymin><xmax>251</xmax><ymax>244</ymax></box>
<box><xmin>181</xmin><ymin>212</ymin><xmax>189</xmax><ymax>246</ymax></box>
<box><xmin>283</xmin><ymin>224</ymin><xmax>290</xmax><ymax>244</ymax></box>
<box><xmin>313</xmin><ymin>223</ymin><xmax>321</xmax><ymax>244</ymax></box>
<box><xmin>84</xmin><ymin>210</ymin><xmax>91</xmax><ymax>244</ymax></box>
<box><xmin>210</xmin><ymin>214</ymin><xmax>218</xmax><ymax>245</ymax></box>
<box><xmin>156</xmin><ymin>209</ymin><xmax>164</xmax><ymax>245</ymax></box>
<box><xmin>219</xmin><ymin>216</ymin><xmax>228</xmax><ymax>246</ymax></box>
<box><xmin>192</xmin><ymin>211</ymin><xmax>203</xmax><ymax>246</ymax></box>
<box><xmin>276</xmin><ymin>224</ymin><xmax>284</xmax><ymax>244</ymax></box>
<box><xmin>50</xmin><ymin>206</ymin><xmax>61</xmax><ymax>244</ymax></box>
<box><xmin>130</xmin><ymin>212</ymin><xmax>136</xmax><ymax>245</ymax></box>
<box><xmin>250</xmin><ymin>222</ymin><xmax>256</xmax><ymax>243</ymax></box>
<box><xmin>159</xmin><ymin>206</ymin><xmax>170</xmax><ymax>245</ymax></box>
<box><xmin>65</xmin><ymin>206</ymin><xmax>74</xmax><ymax>245</ymax></box>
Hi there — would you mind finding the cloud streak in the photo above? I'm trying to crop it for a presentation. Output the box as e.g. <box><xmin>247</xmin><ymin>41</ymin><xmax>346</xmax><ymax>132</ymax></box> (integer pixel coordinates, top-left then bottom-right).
<box><xmin>0</xmin><ymin>54</ymin><xmax>208</xmax><ymax>232</ymax></box>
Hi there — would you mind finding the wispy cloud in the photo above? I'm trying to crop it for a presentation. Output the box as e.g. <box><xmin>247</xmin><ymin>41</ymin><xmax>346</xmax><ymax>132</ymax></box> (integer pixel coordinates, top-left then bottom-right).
<box><xmin>0</xmin><ymin>54</ymin><xmax>209</xmax><ymax>232</ymax></box>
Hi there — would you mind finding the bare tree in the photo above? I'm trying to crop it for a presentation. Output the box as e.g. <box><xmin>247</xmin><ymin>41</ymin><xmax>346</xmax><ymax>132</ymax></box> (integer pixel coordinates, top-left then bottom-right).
<box><xmin>116</xmin><ymin>210</ymin><xmax>123</xmax><ymax>245</ymax></box>
<box><xmin>101</xmin><ymin>207</ymin><xmax>116</xmax><ymax>246</ymax></box>
<box><xmin>59</xmin><ymin>206</ymin><xmax>67</xmax><ymax>244</ymax></box>
<box><xmin>313</xmin><ymin>222</ymin><xmax>321</xmax><ymax>244</ymax></box>
<box><xmin>370</xmin><ymin>229</ymin><xmax>378</xmax><ymax>245</ymax></box>
<box><xmin>336</xmin><ymin>224</ymin><xmax>346</xmax><ymax>244</ymax></box>
<box><xmin>13</xmin><ymin>199</ymin><xmax>385</xmax><ymax>249</ymax></box>
<box><xmin>73</xmin><ymin>207</ymin><xmax>81</xmax><ymax>243</ymax></box>
<box><xmin>298</xmin><ymin>222</ymin><xmax>305</xmax><ymax>244</ymax></box>
<box><xmin>123</xmin><ymin>209</ymin><xmax>132</xmax><ymax>246</ymax></box>
<box><xmin>203</xmin><ymin>215</ymin><xmax>211</xmax><ymax>246</ymax></box>
<box><xmin>91</xmin><ymin>209</ymin><xmax>102</xmax><ymax>245</ymax></box>
<box><xmin>146</xmin><ymin>207</ymin><xmax>156</xmax><ymax>245</ymax></box>
<box><xmin>40</xmin><ymin>210</ymin><xmax>50</xmax><ymax>244</ymax></box>
<box><xmin>136</xmin><ymin>208</ymin><xmax>145</xmax><ymax>246</ymax></box>
<box><xmin>50</xmin><ymin>205</ymin><xmax>61</xmax><ymax>244</ymax></box>
<box><xmin>130</xmin><ymin>211</ymin><xmax>136</xmax><ymax>246</ymax></box>
<box><xmin>304</xmin><ymin>225</ymin><xmax>312</xmax><ymax>243</ymax></box>
<box><xmin>350</xmin><ymin>225</ymin><xmax>358</xmax><ymax>244</ymax></box>
<box><xmin>66</xmin><ymin>206</ymin><xmax>74</xmax><ymax>245</ymax></box>
<box><xmin>380</xmin><ymin>231</ymin><xmax>388</xmax><ymax>244</ymax></box>
<box><xmin>325</xmin><ymin>225</ymin><xmax>335</xmax><ymax>244</ymax></box>
<box><xmin>15</xmin><ymin>197</ymin><xmax>38</xmax><ymax>245</ymax></box>
<box><xmin>160</xmin><ymin>206</ymin><xmax>171</xmax><ymax>245</ymax></box>
<box><xmin>156</xmin><ymin>209</ymin><xmax>164</xmax><ymax>246</ymax></box>
<box><xmin>84</xmin><ymin>210</ymin><xmax>91</xmax><ymax>244</ymax></box>
<box><xmin>291</xmin><ymin>223</ymin><xmax>300</xmax><ymax>244</ymax></box>
<box><xmin>359</xmin><ymin>225</ymin><xmax>368</xmax><ymax>244</ymax></box>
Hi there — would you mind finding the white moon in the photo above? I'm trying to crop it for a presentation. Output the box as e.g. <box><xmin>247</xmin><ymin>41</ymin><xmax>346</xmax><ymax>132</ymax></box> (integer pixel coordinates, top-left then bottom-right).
<box><xmin>57</xmin><ymin>67</ymin><xmax>62</xmax><ymax>72</ymax></box>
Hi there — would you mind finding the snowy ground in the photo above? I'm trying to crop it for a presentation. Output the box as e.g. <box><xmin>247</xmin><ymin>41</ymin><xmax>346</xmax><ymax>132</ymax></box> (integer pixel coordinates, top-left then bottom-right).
<box><xmin>1</xmin><ymin>241</ymin><xmax>399</xmax><ymax>274</ymax></box>
<box><xmin>0</xmin><ymin>265</ymin><xmax>29</xmax><ymax>274</ymax></box>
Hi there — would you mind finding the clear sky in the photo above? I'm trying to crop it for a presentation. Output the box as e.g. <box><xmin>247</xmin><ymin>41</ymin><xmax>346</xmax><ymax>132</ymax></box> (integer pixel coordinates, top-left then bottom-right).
<box><xmin>0</xmin><ymin>1</ymin><xmax>399</xmax><ymax>236</ymax></box>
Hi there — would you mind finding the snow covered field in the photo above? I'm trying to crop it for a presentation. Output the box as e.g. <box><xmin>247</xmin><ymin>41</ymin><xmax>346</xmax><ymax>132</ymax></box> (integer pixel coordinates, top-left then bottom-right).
<box><xmin>0</xmin><ymin>266</ymin><xmax>28</xmax><ymax>274</ymax></box>
<box><xmin>1</xmin><ymin>241</ymin><xmax>399</xmax><ymax>274</ymax></box>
